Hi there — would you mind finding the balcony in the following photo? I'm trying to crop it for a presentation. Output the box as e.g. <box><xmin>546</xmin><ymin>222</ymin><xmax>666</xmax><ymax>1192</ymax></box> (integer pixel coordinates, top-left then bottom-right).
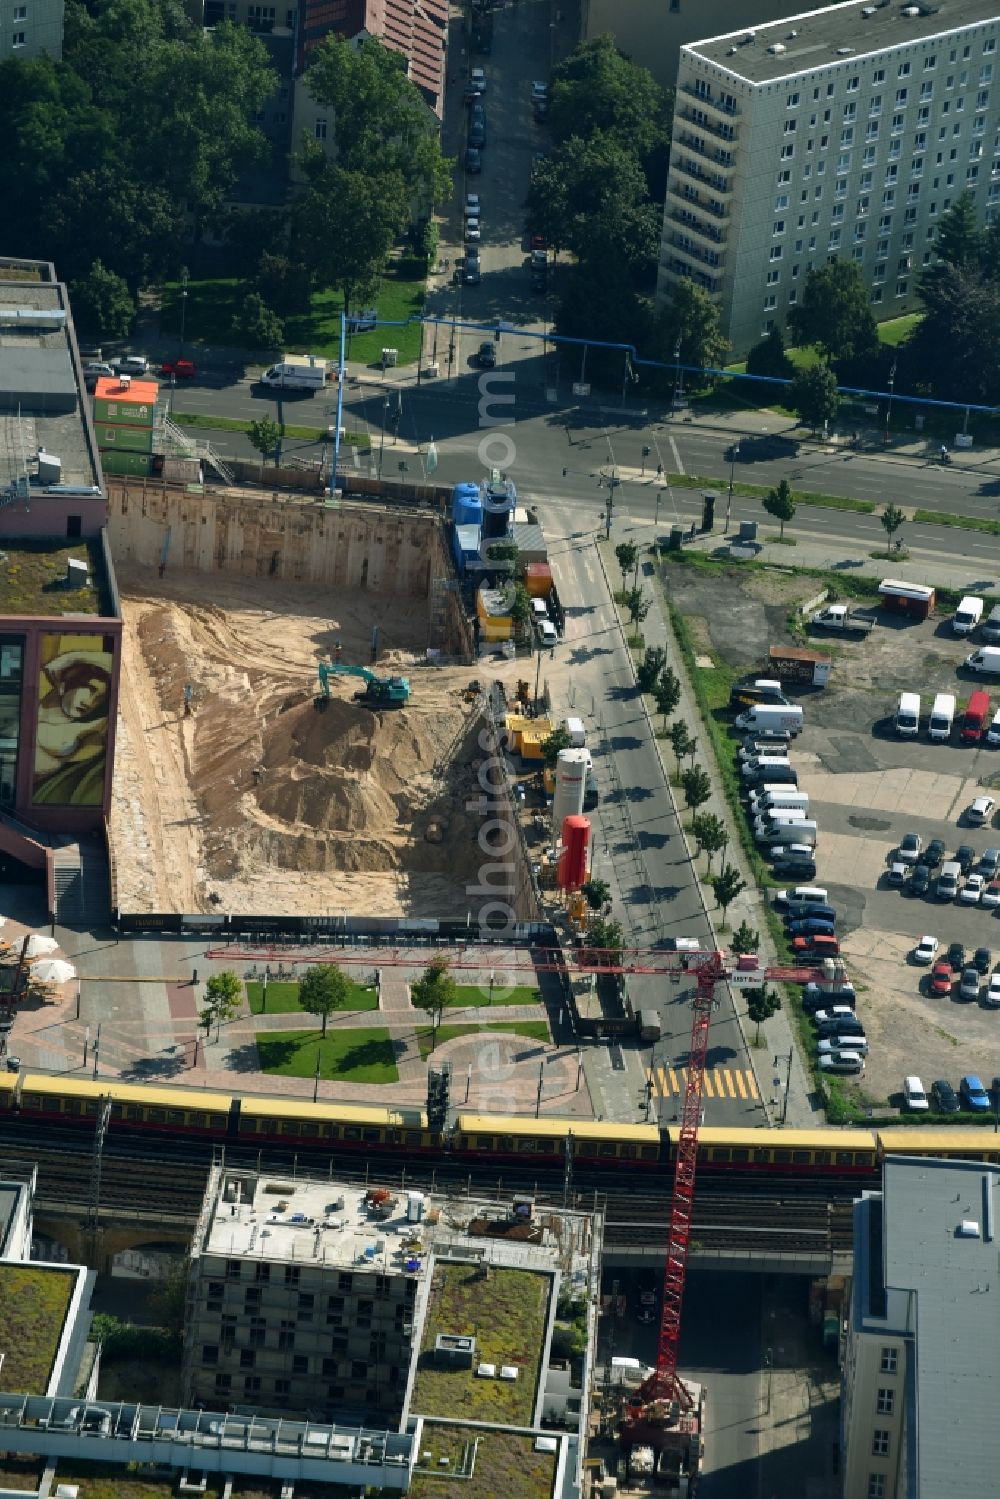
<box><xmin>661</xmin><ymin>256</ymin><xmax>720</xmax><ymax>296</ymax></box>
<box><xmin>666</xmin><ymin>180</ymin><xmax>729</xmax><ymax>219</ymax></box>
<box><xmin>667</xmin><ymin>233</ymin><xmax>725</xmax><ymax>271</ymax></box>
<box><xmin>667</xmin><ymin>209</ymin><xmax>728</xmax><ymax>247</ymax></box>
<box><xmin>678</xmin><ymin>106</ymin><xmax>738</xmax><ymax>143</ymax></box>
<box><xmin>679</xmin><ymin>83</ymin><xmax>740</xmax><ymax>120</ymax></box>
<box><xmin>676</xmin><ymin>132</ymin><xmax>735</xmax><ymax>171</ymax></box>
<box><xmin>671</xmin><ymin>156</ymin><xmax>733</xmax><ymax>196</ymax></box>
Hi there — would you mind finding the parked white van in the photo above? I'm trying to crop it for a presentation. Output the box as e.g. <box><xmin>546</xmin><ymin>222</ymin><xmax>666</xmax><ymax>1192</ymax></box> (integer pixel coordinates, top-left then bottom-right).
<box><xmin>895</xmin><ymin>691</ymin><xmax>920</xmax><ymax>736</ymax></box>
<box><xmin>928</xmin><ymin>692</ymin><xmax>956</xmax><ymax>740</ymax></box>
<box><xmin>953</xmin><ymin>595</ymin><xmax>984</xmax><ymax>635</ymax></box>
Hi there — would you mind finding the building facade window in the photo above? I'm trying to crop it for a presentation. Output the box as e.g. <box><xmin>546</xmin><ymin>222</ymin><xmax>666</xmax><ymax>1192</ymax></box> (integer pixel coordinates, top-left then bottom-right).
<box><xmin>876</xmin><ymin>1388</ymin><xmax>895</xmax><ymax>1415</ymax></box>
<box><xmin>867</xmin><ymin>1477</ymin><xmax>886</xmax><ymax>1499</ymax></box>
<box><xmin>872</xmin><ymin>1430</ymin><xmax>890</xmax><ymax>1457</ymax></box>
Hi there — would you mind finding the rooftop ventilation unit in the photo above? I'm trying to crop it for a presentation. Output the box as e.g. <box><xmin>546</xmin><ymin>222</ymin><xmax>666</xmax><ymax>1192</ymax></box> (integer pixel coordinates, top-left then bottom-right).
<box><xmin>66</xmin><ymin>558</ymin><xmax>88</xmax><ymax>589</ymax></box>
<box><xmin>862</xmin><ymin>6</ymin><xmax>877</xmax><ymax>14</ymax></box>
<box><xmin>118</xmin><ymin>374</ymin><xmax>131</xmax><ymax>390</ymax></box>
<box><xmin>768</xmin><ymin>41</ymin><xmax>786</xmax><ymax>53</ymax></box>
<box><xmin>836</xmin><ymin>46</ymin><xmax>855</xmax><ymax>53</ymax></box>
<box><xmin>902</xmin><ymin>5</ymin><xmax>921</xmax><ymax>14</ymax></box>
<box><xmin>36</xmin><ymin>450</ymin><xmax>62</xmax><ymax>484</ymax></box>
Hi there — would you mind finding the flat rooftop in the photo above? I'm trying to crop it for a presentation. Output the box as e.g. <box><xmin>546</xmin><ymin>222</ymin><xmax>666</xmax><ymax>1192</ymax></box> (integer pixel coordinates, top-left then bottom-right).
<box><xmin>0</xmin><ymin>539</ymin><xmax>112</xmax><ymax>618</ymax></box>
<box><xmin>689</xmin><ymin>0</ymin><xmax>1000</xmax><ymax>85</ymax></box>
<box><xmin>0</xmin><ymin>1263</ymin><xmax>76</xmax><ymax>1394</ymax></box>
<box><xmin>881</xmin><ymin>1155</ymin><xmax>1000</xmax><ymax>1495</ymax></box>
<box><xmin>0</xmin><ymin>259</ymin><xmax>102</xmax><ymax>495</ymax></box>
<box><xmin>0</xmin><ymin>1184</ymin><xmax>19</xmax><ymax>1257</ymax></box>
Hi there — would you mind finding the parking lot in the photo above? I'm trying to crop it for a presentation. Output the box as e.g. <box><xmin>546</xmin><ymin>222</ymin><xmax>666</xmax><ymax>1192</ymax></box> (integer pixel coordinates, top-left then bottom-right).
<box><xmin>667</xmin><ymin>559</ymin><xmax>1000</xmax><ymax>1108</ymax></box>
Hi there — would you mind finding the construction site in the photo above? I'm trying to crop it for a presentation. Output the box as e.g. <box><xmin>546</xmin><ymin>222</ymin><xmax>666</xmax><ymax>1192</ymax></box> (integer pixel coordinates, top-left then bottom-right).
<box><xmin>105</xmin><ymin>480</ymin><xmax>520</xmax><ymax>917</ymax></box>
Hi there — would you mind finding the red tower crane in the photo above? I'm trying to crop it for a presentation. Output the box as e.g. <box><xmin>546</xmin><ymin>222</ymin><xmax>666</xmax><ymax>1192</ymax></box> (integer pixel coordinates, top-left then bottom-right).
<box><xmin>619</xmin><ymin>946</ymin><xmax>821</xmax><ymax>1453</ymax></box>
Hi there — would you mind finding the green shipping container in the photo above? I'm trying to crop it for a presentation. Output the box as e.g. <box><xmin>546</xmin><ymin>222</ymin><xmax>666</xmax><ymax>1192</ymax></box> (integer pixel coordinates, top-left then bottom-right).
<box><xmin>93</xmin><ymin>395</ymin><xmax>156</xmax><ymax>428</ymax></box>
<box><xmin>94</xmin><ymin>422</ymin><xmax>153</xmax><ymax>453</ymax></box>
<box><xmin>99</xmin><ymin>450</ymin><xmax>153</xmax><ymax>476</ymax></box>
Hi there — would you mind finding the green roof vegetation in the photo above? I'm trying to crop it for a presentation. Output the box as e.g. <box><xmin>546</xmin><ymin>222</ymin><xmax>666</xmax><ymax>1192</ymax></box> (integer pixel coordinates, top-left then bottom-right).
<box><xmin>0</xmin><ymin>540</ymin><xmax>106</xmax><ymax>618</ymax></box>
<box><xmin>54</xmin><ymin>1468</ymin><xmax>238</xmax><ymax>1499</ymax></box>
<box><xmin>0</xmin><ymin>1264</ymin><xmax>75</xmax><ymax>1393</ymax></box>
<box><xmin>411</xmin><ymin>1263</ymin><xmax>549</xmax><ymax>1425</ymax></box>
<box><xmin>408</xmin><ymin>1426</ymin><xmax>556</xmax><ymax>1499</ymax></box>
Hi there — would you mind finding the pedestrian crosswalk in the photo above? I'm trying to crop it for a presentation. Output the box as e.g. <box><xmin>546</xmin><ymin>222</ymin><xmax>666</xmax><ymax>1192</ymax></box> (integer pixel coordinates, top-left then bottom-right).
<box><xmin>646</xmin><ymin>1064</ymin><xmax>760</xmax><ymax>1101</ymax></box>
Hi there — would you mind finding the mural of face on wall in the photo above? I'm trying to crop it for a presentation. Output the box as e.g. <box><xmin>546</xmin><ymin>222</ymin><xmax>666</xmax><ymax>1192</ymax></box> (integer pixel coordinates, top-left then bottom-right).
<box><xmin>32</xmin><ymin>635</ymin><xmax>114</xmax><ymax>807</ymax></box>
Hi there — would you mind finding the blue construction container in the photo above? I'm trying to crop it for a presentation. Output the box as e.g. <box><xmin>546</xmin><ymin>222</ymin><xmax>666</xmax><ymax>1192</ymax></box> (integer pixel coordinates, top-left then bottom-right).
<box><xmin>452</xmin><ymin>482</ymin><xmax>483</xmax><ymax>528</ymax></box>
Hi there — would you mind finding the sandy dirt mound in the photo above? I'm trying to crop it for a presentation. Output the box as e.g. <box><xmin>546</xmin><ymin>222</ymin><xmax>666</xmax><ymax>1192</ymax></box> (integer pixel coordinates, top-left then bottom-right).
<box><xmin>110</xmin><ymin>566</ymin><xmax>519</xmax><ymax>916</ymax></box>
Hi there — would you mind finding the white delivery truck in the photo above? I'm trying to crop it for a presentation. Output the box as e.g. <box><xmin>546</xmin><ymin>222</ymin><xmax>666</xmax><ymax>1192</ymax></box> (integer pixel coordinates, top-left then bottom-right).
<box><xmin>259</xmin><ymin>354</ymin><xmax>331</xmax><ymax>391</ymax></box>
<box><xmin>895</xmin><ymin>691</ymin><xmax>921</xmax><ymax>736</ymax></box>
<box><xmin>953</xmin><ymin>595</ymin><xmax>985</xmax><ymax>635</ymax></box>
<box><xmin>563</xmin><ymin>717</ymin><xmax>586</xmax><ymax>747</ymax></box>
<box><xmin>964</xmin><ymin>647</ymin><xmax>1000</xmax><ymax>675</ymax></box>
<box><xmin>928</xmin><ymin>692</ymin><xmax>956</xmax><ymax>740</ymax></box>
<box><xmin>753</xmin><ymin>808</ymin><xmax>808</xmax><ymax>836</ymax></box>
<box><xmin>748</xmin><ymin>788</ymin><xmax>809</xmax><ymax>815</ymax></box>
<box><xmin>735</xmin><ymin>704</ymin><xmax>803</xmax><ymax>735</ymax></box>
<box><xmin>982</xmin><ymin>605</ymin><xmax>1000</xmax><ymax>643</ymax></box>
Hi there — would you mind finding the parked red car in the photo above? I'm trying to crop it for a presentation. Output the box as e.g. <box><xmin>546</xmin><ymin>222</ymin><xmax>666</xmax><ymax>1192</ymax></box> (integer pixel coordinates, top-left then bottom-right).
<box><xmin>161</xmin><ymin>358</ymin><xmax>197</xmax><ymax>379</ymax></box>
<box><xmin>930</xmin><ymin>959</ymin><xmax>954</xmax><ymax>996</ymax></box>
<box><xmin>791</xmin><ymin>933</ymin><xmax>840</xmax><ymax>958</ymax></box>
<box><xmin>530</xmin><ymin>233</ymin><xmax>548</xmax><ymax>250</ymax></box>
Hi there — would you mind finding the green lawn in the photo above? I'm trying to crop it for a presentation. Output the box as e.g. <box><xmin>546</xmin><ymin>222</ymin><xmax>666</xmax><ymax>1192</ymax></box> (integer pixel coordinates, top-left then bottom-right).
<box><xmin>877</xmin><ymin>312</ymin><xmax>921</xmax><ymax>347</ymax></box>
<box><xmin>246</xmin><ymin>979</ymin><xmax>379</xmax><ymax>1015</ymax></box>
<box><xmin>255</xmin><ymin>1027</ymin><xmax>398</xmax><ymax>1083</ymax></box>
<box><xmin>444</xmin><ymin>983</ymin><xmax>541</xmax><ymax>1009</ymax></box>
<box><xmin>417</xmin><ymin>1019</ymin><xmax>550</xmax><ymax>1061</ymax></box>
<box><xmin>160</xmin><ymin>260</ymin><xmax>425</xmax><ymax>364</ymax></box>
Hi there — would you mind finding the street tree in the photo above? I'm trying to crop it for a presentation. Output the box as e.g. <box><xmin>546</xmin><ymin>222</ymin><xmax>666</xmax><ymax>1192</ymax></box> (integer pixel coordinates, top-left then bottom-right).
<box><xmin>411</xmin><ymin>955</ymin><xmax>458</xmax><ymax>1050</ymax></box>
<box><xmin>254</xmin><ymin>253</ymin><xmax>312</xmax><ymax>317</ymax></box>
<box><xmin>680</xmin><ymin>764</ymin><xmax>712</xmax><ymax>818</ymax></box>
<box><xmin>299</xmin><ymin>964</ymin><xmax>353</xmax><ymax>1037</ymax></box>
<box><xmin>526</xmin><ymin>134</ymin><xmax>660</xmax><ymax>269</ymax></box>
<box><xmin>623</xmin><ymin>587</ymin><xmax>650</xmax><ymax>627</ymax></box>
<box><xmin>548</xmin><ymin>34</ymin><xmax>670</xmax><ymax>166</ymax></box>
<box><xmin>653</xmin><ymin>668</ymin><xmax>681</xmax><ymax>728</ymax></box>
<box><xmin>692</xmin><ymin>812</ymin><xmax>727</xmax><ymax>870</ymax></box>
<box><xmin>730</xmin><ymin>920</ymin><xmax>760</xmax><ymax>956</ymax></box>
<box><xmin>788</xmin><ymin>260</ymin><xmax>878</xmax><ymax>365</ymax></box>
<box><xmin>905</xmin><ymin>261</ymin><xmax>1000</xmax><ymax>405</ymax></box>
<box><xmin>199</xmin><ymin>969</ymin><xmax>243</xmax><ymax>1040</ymax></box>
<box><xmin>711</xmin><ymin>865</ymin><xmax>747</xmax><ymax>926</ymax></box>
<box><xmin>746</xmin><ymin>986</ymin><xmax>781</xmax><ymax>1044</ymax></box>
<box><xmin>507</xmin><ymin>583</ymin><xmax>532</xmax><ymax>633</ymax></box>
<box><xmin>654</xmin><ymin>277</ymin><xmax>730</xmax><ymax>379</ymax></box>
<box><xmin>615</xmin><ymin>540</ymin><xmax>639</xmax><ymax>591</ymax></box>
<box><xmin>293</xmin><ymin>162</ymin><xmax>408</xmax><ymax>313</ymax></box>
<box><xmin>247</xmin><ymin>417</ymin><xmax>281</xmax><ymax>473</ymax></box>
<box><xmin>746</xmin><ymin>326</ymin><xmax>793</xmax><ymax>383</ymax></box>
<box><xmin>303</xmin><ymin>35</ymin><xmax>452</xmax><ymax>207</ymax></box>
<box><xmin>234</xmin><ymin>291</ymin><xmax>283</xmax><ymax>351</ymax></box>
<box><xmin>69</xmin><ymin>260</ymin><xmax>134</xmax><ymax>339</ymax></box>
<box><xmin>880</xmin><ymin>503</ymin><xmax>905</xmax><ymax>545</ymax></box>
<box><xmin>542</xmin><ymin>726</ymin><xmax>573</xmax><ymax>770</ymax></box>
<box><xmin>789</xmin><ymin>363</ymin><xmax>841</xmax><ymax>430</ymax></box>
<box><xmin>637</xmin><ymin>645</ymin><xmax>666</xmax><ymax>693</ymax></box>
<box><xmin>587</xmin><ymin>915</ymin><xmax>625</xmax><ymax>967</ymax></box>
<box><xmin>581</xmin><ymin>877</ymin><xmax>611</xmax><ymax>911</ymax></box>
<box><xmin>668</xmin><ymin>720</ymin><xmax>694</xmax><ymax>775</ymax></box>
<box><xmin>553</xmin><ymin>259</ymin><xmax>650</xmax><ymax>379</ymax></box>
<box><xmin>762</xmin><ymin>478</ymin><xmax>796</xmax><ymax>540</ymax></box>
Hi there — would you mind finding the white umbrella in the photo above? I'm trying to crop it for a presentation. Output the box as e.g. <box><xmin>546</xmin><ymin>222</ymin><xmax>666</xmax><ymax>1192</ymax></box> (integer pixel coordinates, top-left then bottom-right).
<box><xmin>31</xmin><ymin>959</ymin><xmax>76</xmax><ymax>984</ymax></box>
<box><xmin>25</xmin><ymin>935</ymin><xmax>59</xmax><ymax>957</ymax></box>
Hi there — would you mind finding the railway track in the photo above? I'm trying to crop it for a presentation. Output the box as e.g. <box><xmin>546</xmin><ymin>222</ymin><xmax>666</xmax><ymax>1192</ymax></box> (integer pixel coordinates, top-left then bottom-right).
<box><xmin>2</xmin><ymin>1141</ymin><xmax>860</xmax><ymax>1259</ymax></box>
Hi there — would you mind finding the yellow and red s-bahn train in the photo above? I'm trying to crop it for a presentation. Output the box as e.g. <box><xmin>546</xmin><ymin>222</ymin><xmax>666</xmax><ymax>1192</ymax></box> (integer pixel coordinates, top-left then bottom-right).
<box><xmin>3</xmin><ymin>1073</ymin><xmax>1000</xmax><ymax>1178</ymax></box>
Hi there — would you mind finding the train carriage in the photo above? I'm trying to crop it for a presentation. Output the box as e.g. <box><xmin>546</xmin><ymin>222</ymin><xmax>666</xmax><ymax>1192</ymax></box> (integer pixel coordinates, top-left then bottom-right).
<box><xmin>236</xmin><ymin>1097</ymin><xmax>435</xmax><ymax>1152</ymax></box>
<box><xmin>453</xmin><ymin>1113</ymin><xmax>661</xmax><ymax>1166</ymax></box>
<box><xmin>18</xmin><ymin>1074</ymin><xmax>233</xmax><ymax>1136</ymax></box>
<box><xmin>0</xmin><ymin>1073</ymin><xmax>17</xmax><ymax>1115</ymax></box>
<box><xmin>685</xmin><ymin>1126</ymin><xmax>879</xmax><ymax>1177</ymax></box>
<box><xmin>878</xmin><ymin>1128</ymin><xmax>1000</xmax><ymax>1165</ymax></box>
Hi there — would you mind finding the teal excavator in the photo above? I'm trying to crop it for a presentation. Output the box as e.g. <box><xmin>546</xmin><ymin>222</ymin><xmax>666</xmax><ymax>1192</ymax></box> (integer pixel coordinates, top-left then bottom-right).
<box><xmin>317</xmin><ymin>658</ymin><xmax>410</xmax><ymax>709</ymax></box>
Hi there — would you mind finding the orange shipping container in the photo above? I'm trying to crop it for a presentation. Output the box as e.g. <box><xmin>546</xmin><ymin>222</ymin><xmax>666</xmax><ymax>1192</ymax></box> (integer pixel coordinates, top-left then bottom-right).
<box><xmin>523</xmin><ymin>562</ymin><xmax>553</xmax><ymax>598</ymax></box>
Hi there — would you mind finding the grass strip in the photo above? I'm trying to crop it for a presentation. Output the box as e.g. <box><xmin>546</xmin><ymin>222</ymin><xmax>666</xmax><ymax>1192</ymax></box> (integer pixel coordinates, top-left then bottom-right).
<box><xmin>246</xmin><ymin>979</ymin><xmax>378</xmax><ymax>1014</ymax></box>
<box><xmin>256</xmin><ymin>1027</ymin><xmax>398</xmax><ymax>1083</ymax></box>
<box><xmin>416</xmin><ymin>1019</ymin><xmax>550</xmax><ymax>1060</ymax></box>
<box><xmin>913</xmin><ymin>508</ymin><xmax>1000</xmax><ymax>536</ymax></box>
<box><xmin>175</xmin><ymin>411</ymin><xmax>370</xmax><ymax>447</ymax></box>
<box><xmin>664</xmin><ymin>471</ymin><xmax>875</xmax><ymax>513</ymax></box>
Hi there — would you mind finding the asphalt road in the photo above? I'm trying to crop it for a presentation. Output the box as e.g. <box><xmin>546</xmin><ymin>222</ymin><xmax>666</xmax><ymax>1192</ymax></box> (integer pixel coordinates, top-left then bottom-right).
<box><xmin>545</xmin><ymin>504</ymin><xmax>763</xmax><ymax>1127</ymax></box>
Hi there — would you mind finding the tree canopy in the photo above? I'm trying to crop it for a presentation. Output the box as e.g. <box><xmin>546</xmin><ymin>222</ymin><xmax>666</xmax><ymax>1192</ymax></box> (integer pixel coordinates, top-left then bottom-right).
<box><xmin>788</xmin><ymin>261</ymin><xmax>878</xmax><ymax>364</ymax></box>
<box><xmin>549</xmin><ymin>33</ymin><xmax>671</xmax><ymax>171</ymax></box>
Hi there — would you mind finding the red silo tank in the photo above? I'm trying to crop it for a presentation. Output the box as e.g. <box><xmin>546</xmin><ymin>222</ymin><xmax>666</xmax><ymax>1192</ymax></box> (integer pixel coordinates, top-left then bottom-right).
<box><xmin>557</xmin><ymin>815</ymin><xmax>591</xmax><ymax>891</ymax></box>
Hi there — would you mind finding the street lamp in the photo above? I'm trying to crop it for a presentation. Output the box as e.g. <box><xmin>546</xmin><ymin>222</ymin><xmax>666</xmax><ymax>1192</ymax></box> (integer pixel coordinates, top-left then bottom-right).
<box><xmin>378</xmin><ymin>392</ymin><xmax>389</xmax><ymax>478</ymax></box>
<box><xmin>725</xmin><ymin>440</ymin><xmax>740</xmax><ymax>534</ymax></box>
<box><xmin>179</xmin><ymin>268</ymin><xmax>189</xmax><ymax>356</ymax></box>
<box><xmin>885</xmin><ymin>358</ymin><xmax>897</xmax><ymax>447</ymax></box>
<box><xmin>673</xmin><ymin>337</ymin><xmax>683</xmax><ymax>412</ymax></box>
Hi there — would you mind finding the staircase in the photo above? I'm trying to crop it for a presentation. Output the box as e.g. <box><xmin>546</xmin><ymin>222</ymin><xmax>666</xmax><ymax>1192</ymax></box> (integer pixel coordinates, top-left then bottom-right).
<box><xmin>158</xmin><ymin>413</ymin><xmax>235</xmax><ymax>486</ymax></box>
<box><xmin>52</xmin><ymin>842</ymin><xmax>110</xmax><ymax>929</ymax></box>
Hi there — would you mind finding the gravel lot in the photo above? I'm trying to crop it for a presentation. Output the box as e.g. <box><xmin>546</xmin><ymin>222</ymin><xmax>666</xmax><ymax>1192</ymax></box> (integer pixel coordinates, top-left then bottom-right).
<box><xmin>667</xmin><ymin>557</ymin><xmax>1000</xmax><ymax>1109</ymax></box>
